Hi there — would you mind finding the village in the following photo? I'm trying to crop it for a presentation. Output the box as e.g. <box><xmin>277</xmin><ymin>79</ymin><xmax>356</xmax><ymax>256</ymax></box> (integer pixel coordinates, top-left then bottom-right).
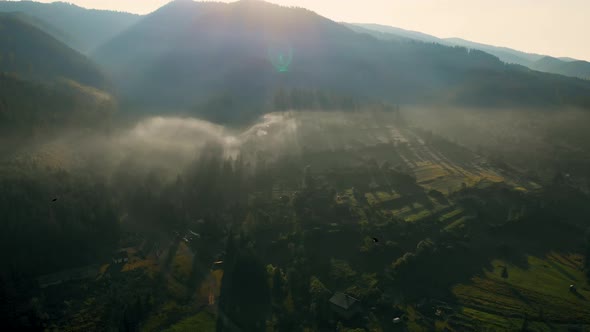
<box><xmin>18</xmin><ymin>117</ymin><xmax>590</xmax><ymax>331</ymax></box>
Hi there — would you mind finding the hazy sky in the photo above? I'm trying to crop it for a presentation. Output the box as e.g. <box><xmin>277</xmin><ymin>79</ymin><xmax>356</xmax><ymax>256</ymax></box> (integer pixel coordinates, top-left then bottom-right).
<box><xmin>29</xmin><ymin>0</ymin><xmax>590</xmax><ymax>61</ymax></box>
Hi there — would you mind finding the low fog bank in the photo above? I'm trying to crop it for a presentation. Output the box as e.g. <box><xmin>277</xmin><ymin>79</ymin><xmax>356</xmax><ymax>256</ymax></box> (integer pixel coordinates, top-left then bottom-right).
<box><xmin>2</xmin><ymin>110</ymin><xmax>404</xmax><ymax>180</ymax></box>
<box><xmin>7</xmin><ymin>105</ymin><xmax>588</xmax><ymax>183</ymax></box>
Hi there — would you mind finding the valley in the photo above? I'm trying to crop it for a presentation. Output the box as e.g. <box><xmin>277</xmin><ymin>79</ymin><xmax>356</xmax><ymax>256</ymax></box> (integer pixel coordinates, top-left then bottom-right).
<box><xmin>1</xmin><ymin>1</ymin><xmax>590</xmax><ymax>331</ymax></box>
<box><xmin>2</xmin><ymin>111</ymin><xmax>588</xmax><ymax>331</ymax></box>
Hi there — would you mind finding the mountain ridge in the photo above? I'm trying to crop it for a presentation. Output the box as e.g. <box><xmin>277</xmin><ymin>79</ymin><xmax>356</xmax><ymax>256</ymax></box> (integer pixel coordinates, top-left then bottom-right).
<box><xmin>0</xmin><ymin>13</ymin><xmax>109</xmax><ymax>89</ymax></box>
<box><xmin>354</xmin><ymin>23</ymin><xmax>590</xmax><ymax>81</ymax></box>
<box><xmin>91</xmin><ymin>0</ymin><xmax>590</xmax><ymax>119</ymax></box>
<box><xmin>0</xmin><ymin>0</ymin><xmax>140</xmax><ymax>53</ymax></box>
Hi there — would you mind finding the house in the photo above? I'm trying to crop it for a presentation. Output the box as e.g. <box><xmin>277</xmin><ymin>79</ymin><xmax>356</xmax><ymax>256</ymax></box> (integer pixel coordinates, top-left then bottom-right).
<box><xmin>211</xmin><ymin>260</ymin><xmax>224</xmax><ymax>270</ymax></box>
<box><xmin>329</xmin><ymin>292</ymin><xmax>361</xmax><ymax>319</ymax></box>
<box><xmin>112</xmin><ymin>250</ymin><xmax>129</xmax><ymax>264</ymax></box>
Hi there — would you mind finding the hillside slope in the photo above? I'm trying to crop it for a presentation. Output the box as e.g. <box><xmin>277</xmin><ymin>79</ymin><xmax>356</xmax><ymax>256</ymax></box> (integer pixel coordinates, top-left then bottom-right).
<box><xmin>0</xmin><ymin>0</ymin><xmax>140</xmax><ymax>53</ymax></box>
<box><xmin>0</xmin><ymin>13</ymin><xmax>109</xmax><ymax>89</ymax></box>
<box><xmin>0</xmin><ymin>73</ymin><xmax>115</xmax><ymax>139</ymax></box>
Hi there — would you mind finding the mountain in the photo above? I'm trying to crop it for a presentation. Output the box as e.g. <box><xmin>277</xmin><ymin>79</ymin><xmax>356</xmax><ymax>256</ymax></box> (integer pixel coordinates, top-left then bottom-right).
<box><xmin>435</xmin><ymin>38</ymin><xmax>590</xmax><ymax>81</ymax></box>
<box><xmin>351</xmin><ymin>24</ymin><xmax>550</xmax><ymax>66</ymax></box>
<box><xmin>559</xmin><ymin>57</ymin><xmax>578</xmax><ymax>62</ymax></box>
<box><xmin>0</xmin><ymin>13</ymin><xmax>109</xmax><ymax>89</ymax></box>
<box><xmin>531</xmin><ymin>56</ymin><xmax>590</xmax><ymax>80</ymax></box>
<box><xmin>0</xmin><ymin>1</ymin><xmax>140</xmax><ymax>53</ymax></box>
<box><xmin>354</xmin><ymin>24</ymin><xmax>590</xmax><ymax>81</ymax></box>
<box><xmin>353</xmin><ymin>24</ymin><xmax>547</xmax><ymax>66</ymax></box>
<box><xmin>444</xmin><ymin>37</ymin><xmax>545</xmax><ymax>66</ymax></box>
<box><xmin>355</xmin><ymin>23</ymin><xmax>590</xmax><ymax>82</ymax></box>
<box><xmin>3</xmin><ymin>10</ymin><xmax>71</xmax><ymax>43</ymax></box>
<box><xmin>348</xmin><ymin>23</ymin><xmax>445</xmax><ymax>44</ymax></box>
<box><xmin>93</xmin><ymin>0</ymin><xmax>219</xmax><ymax>80</ymax></box>
<box><xmin>92</xmin><ymin>0</ymin><xmax>590</xmax><ymax>119</ymax></box>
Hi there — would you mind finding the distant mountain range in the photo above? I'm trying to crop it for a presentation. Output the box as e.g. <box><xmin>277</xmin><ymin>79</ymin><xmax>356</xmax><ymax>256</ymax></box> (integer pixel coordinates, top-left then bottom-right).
<box><xmin>351</xmin><ymin>23</ymin><xmax>590</xmax><ymax>80</ymax></box>
<box><xmin>0</xmin><ymin>1</ymin><xmax>139</xmax><ymax>54</ymax></box>
<box><xmin>530</xmin><ymin>56</ymin><xmax>590</xmax><ymax>81</ymax></box>
<box><xmin>2</xmin><ymin>1</ymin><xmax>587</xmax><ymax>82</ymax></box>
<box><xmin>91</xmin><ymin>0</ymin><xmax>590</xmax><ymax>113</ymax></box>
<box><xmin>1</xmin><ymin>0</ymin><xmax>590</xmax><ymax>124</ymax></box>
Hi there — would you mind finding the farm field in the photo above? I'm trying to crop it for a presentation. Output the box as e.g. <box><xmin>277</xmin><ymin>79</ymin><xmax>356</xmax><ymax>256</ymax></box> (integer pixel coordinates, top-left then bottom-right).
<box><xmin>450</xmin><ymin>253</ymin><xmax>590</xmax><ymax>331</ymax></box>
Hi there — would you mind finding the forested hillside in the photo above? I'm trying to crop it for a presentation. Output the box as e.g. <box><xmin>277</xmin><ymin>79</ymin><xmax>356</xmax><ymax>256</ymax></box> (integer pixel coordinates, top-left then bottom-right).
<box><xmin>0</xmin><ymin>14</ymin><xmax>109</xmax><ymax>89</ymax></box>
<box><xmin>355</xmin><ymin>23</ymin><xmax>590</xmax><ymax>81</ymax></box>
<box><xmin>0</xmin><ymin>1</ymin><xmax>140</xmax><ymax>53</ymax></box>
<box><xmin>0</xmin><ymin>73</ymin><xmax>115</xmax><ymax>138</ymax></box>
<box><xmin>532</xmin><ymin>56</ymin><xmax>590</xmax><ymax>80</ymax></box>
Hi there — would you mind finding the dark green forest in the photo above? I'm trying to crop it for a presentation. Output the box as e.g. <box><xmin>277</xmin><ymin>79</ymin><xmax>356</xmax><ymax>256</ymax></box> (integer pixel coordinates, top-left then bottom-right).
<box><xmin>2</xmin><ymin>132</ymin><xmax>590</xmax><ymax>331</ymax></box>
<box><xmin>0</xmin><ymin>73</ymin><xmax>115</xmax><ymax>137</ymax></box>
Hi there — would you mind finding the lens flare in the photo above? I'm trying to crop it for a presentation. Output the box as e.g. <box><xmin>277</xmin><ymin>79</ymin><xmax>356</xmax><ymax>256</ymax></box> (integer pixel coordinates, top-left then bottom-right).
<box><xmin>268</xmin><ymin>43</ymin><xmax>293</xmax><ymax>72</ymax></box>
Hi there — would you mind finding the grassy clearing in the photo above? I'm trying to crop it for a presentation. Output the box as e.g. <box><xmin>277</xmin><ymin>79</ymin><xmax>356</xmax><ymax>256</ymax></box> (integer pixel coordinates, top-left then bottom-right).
<box><xmin>458</xmin><ymin>306</ymin><xmax>521</xmax><ymax>330</ymax></box>
<box><xmin>452</xmin><ymin>253</ymin><xmax>590</xmax><ymax>328</ymax></box>
<box><xmin>444</xmin><ymin>217</ymin><xmax>467</xmax><ymax>232</ymax></box>
<box><xmin>404</xmin><ymin>305</ymin><xmax>430</xmax><ymax>332</ymax></box>
<box><xmin>434</xmin><ymin>319</ymin><xmax>451</xmax><ymax>331</ymax></box>
<box><xmin>376</xmin><ymin>191</ymin><xmax>401</xmax><ymax>202</ymax></box>
<box><xmin>341</xmin><ymin>188</ymin><xmax>358</xmax><ymax>206</ymax></box>
<box><xmin>390</xmin><ymin>206</ymin><xmax>411</xmax><ymax>216</ymax></box>
<box><xmin>196</xmin><ymin>270</ymin><xmax>223</xmax><ymax>306</ymax></box>
<box><xmin>365</xmin><ymin>191</ymin><xmax>401</xmax><ymax>206</ymax></box>
<box><xmin>414</xmin><ymin>164</ymin><xmax>449</xmax><ymax>184</ymax></box>
<box><xmin>161</xmin><ymin>311</ymin><xmax>216</xmax><ymax>332</ymax></box>
<box><xmin>424</xmin><ymin>176</ymin><xmax>466</xmax><ymax>195</ymax></box>
<box><xmin>122</xmin><ymin>255</ymin><xmax>160</xmax><ymax>277</ymax></box>
<box><xmin>440</xmin><ymin>208</ymin><xmax>464</xmax><ymax>222</ymax></box>
<box><xmin>171</xmin><ymin>242</ymin><xmax>193</xmax><ymax>282</ymax></box>
<box><xmin>365</xmin><ymin>192</ymin><xmax>378</xmax><ymax>206</ymax></box>
<box><xmin>405</xmin><ymin>209</ymin><xmax>431</xmax><ymax>223</ymax></box>
<box><xmin>142</xmin><ymin>301</ymin><xmax>194</xmax><ymax>332</ymax></box>
<box><xmin>475</xmin><ymin>170</ymin><xmax>504</xmax><ymax>183</ymax></box>
<box><xmin>388</xmin><ymin>203</ymin><xmax>426</xmax><ymax>220</ymax></box>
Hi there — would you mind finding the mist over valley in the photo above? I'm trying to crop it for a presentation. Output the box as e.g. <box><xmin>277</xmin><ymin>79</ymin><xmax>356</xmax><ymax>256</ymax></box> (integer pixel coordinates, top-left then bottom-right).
<box><xmin>1</xmin><ymin>1</ymin><xmax>590</xmax><ymax>331</ymax></box>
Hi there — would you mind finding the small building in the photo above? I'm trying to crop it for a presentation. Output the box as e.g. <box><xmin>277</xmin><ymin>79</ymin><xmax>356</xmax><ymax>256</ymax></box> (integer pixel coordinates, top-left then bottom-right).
<box><xmin>112</xmin><ymin>250</ymin><xmax>129</xmax><ymax>264</ymax></box>
<box><xmin>329</xmin><ymin>292</ymin><xmax>361</xmax><ymax>319</ymax></box>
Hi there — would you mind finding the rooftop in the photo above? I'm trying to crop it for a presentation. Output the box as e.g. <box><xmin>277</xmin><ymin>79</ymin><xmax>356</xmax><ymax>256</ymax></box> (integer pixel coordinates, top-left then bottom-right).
<box><xmin>329</xmin><ymin>292</ymin><xmax>359</xmax><ymax>310</ymax></box>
